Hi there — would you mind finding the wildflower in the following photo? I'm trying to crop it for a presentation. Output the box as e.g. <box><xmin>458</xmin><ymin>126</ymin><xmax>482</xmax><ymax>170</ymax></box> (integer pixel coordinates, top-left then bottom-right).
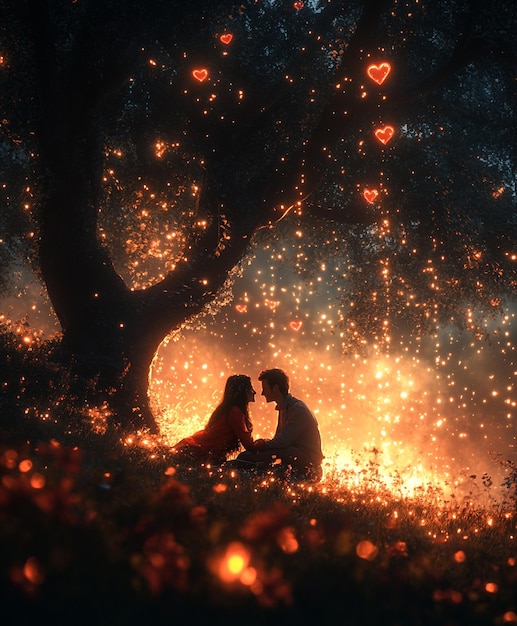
<box><xmin>139</xmin><ymin>531</ymin><xmax>190</xmax><ymax>594</ymax></box>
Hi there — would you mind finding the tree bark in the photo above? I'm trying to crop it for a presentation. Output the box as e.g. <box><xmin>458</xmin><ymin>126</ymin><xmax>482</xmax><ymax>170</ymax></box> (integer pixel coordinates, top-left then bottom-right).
<box><xmin>25</xmin><ymin>0</ymin><xmax>388</xmax><ymax>435</ymax></box>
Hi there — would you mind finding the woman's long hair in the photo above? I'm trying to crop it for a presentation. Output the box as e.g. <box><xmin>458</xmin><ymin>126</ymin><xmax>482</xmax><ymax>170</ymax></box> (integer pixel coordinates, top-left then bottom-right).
<box><xmin>205</xmin><ymin>375</ymin><xmax>253</xmax><ymax>432</ymax></box>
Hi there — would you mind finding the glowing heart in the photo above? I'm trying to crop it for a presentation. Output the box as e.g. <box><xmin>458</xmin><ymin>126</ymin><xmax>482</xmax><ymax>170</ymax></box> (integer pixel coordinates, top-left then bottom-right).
<box><xmin>220</xmin><ymin>33</ymin><xmax>233</xmax><ymax>45</ymax></box>
<box><xmin>363</xmin><ymin>188</ymin><xmax>379</xmax><ymax>204</ymax></box>
<box><xmin>374</xmin><ymin>125</ymin><xmax>395</xmax><ymax>145</ymax></box>
<box><xmin>236</xmin><ymin>304</ymin><xmax>247</xmax><ymax>313</ymax></box>
<box><xmin>293</xmin><ymin>1</ymin><xmax>304</xmax><ymax>10</ymax></box>
<box><xmin>192</xmin><ymin>68</ymin><xmax>208</xmax><ymax>82</ymax></box>
<box><xmin>289</xmin><ymin>320</ymin><xmax>302</xmax><ymax>331</ymax></box>
<box><xmin>367</xmin><ymin>62</ymin><xmax>392</xmax><ymax>85</ymax></box>
<box><xmin>265</xmin><ymin>299</ymin><xmax>280</xmax><ymax>311</ymax></box>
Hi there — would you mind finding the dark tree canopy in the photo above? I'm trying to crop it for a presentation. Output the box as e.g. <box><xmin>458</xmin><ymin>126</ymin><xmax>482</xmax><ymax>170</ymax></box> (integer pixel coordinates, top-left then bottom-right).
<box><xmin>0</xmin><ymin>0</ymin><xmax>515</xmax><ymax>435</ymax></box>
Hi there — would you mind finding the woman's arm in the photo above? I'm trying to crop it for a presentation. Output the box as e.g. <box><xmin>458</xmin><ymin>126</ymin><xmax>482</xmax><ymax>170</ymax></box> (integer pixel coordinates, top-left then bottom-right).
<box><xmin>227</xmin><ymin>406</ymin><xmax>256</xmax><ymax>450</ymax></box>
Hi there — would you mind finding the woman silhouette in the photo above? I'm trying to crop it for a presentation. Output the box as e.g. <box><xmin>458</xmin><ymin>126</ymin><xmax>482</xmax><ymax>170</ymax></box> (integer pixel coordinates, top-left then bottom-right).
<box><xmin>173</xmin><ymin>375</ymin><xmax>257</xmax><ymax>464</ymax></box>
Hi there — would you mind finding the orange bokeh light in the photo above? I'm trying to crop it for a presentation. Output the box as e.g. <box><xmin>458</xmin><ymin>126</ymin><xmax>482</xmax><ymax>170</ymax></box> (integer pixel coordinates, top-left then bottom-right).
<box><xmin>19</xmin><ymin>459</ymin><xmax>33</xmax><ymax>473</ymax></box>
<box><xmin>219</xmin><ymin>542</ymin><xmax>250</xmax><ymax>583</ymax></box>
<box><xmin>356</xmin><ymin>540</ymin><xmax>378</xmax><ymax>561</ymax></box>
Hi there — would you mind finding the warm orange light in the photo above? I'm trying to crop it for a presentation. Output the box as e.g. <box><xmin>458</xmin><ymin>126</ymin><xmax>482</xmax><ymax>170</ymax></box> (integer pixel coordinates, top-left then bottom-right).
<box><xmin>374</xmin><ymin>125</ymin><xmax>395</xmax><ymax>145</ymax></box>
<box><xmin>19</xmin><ymin>459</ymin><xmax>33</xmax><ymax>473</ymax></box>
<box><xmin>219</xmin><ymin>33</ymin><xmax>233</xmax><ymax>45</ymax></box>
<box><xmin>454</xmin><ymin>550</ymin><xmax>466</xmax><ymax>563</ymax></box>
<box><xmin>362</xmin><ymin>188</ymin><xmax>379</xmax><ymax>204</ymax></box>
<box><xmin>289</xmin><ymin>320</ymin><xmax>302</xmax><ymax>332</ymax></box>
<box><xmin>293</xmin><ymin>1</ymin><xmax>304</xmax><ymax>9</ymax></box>
<box><xmin>219</xmin><ymin>542</ymin><xmax>250</xmax><ymax>583</ymax></box>
<box><xmin>356</xmin><ymin>540</ymin><xmax>378</xmax><ymax>561</ymax></box>
<box><xmin>366</xmin><ymin>62</ymin><xmax>392</xmax><ymax>85</ymax></box>
<box><xmin>23</xmin><ymin>557</ymin><xmax>45</xmax><ymax>585</ymax></box>
<box><xmin>192</xmin><ymin>68</ymin><xmax>208</xmax><ymax>82</ymax></box>
<box><xmin>277</xmin><ymin>528</ymin><xmax>299</xmax><ymax>553</ymax></box>
<box><xmin>236</xmin><ymin>304</ymin><xmax>247</xmax><ymax>313</ymax></box>
<box><xmin>503</xmin><ymin>611</ymin><xmax>517</xmax><ymax>623</ymax></box>
<box><xmin>30</xmin><ymin>473</ymin><xmax>45</xmax><ymax>489</ymax></box>
<box><xmin>239</xmin><ymin>567</ymin><xmax>257</xmax><ymax>586</ymax></box>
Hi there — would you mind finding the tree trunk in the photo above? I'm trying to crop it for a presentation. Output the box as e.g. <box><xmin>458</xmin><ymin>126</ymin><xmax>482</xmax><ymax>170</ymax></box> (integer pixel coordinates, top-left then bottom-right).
<box><xmin>26</xmin><ymin>0</ymin><xmax>385</xmax><ymax>438</ymax></box>
<box><xmin>59</xmin><ymin>320</ymin><xmax>162</xmax><ymax>435</ymax></box>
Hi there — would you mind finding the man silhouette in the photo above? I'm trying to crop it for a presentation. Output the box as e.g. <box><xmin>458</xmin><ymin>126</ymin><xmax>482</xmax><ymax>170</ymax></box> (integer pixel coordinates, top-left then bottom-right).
<box><xmin>235</xmin><ymin>368</ymin><xmax>323</xmax><ymax>481</ymax></box>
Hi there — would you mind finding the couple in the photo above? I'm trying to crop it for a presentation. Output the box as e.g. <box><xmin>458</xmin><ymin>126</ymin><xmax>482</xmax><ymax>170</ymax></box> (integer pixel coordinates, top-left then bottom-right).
<box><xmin>173</xmin><ymin>368</ymin><xmax>323</xmax><ymax>482</ymax></box>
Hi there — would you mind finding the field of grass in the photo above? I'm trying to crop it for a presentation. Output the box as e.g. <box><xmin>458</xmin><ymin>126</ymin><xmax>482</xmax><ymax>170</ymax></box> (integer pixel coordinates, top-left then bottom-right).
<box><xmin>1</xmin><ymin>431</ymin><xmax>517</xmax><ymax>626</ymax></box>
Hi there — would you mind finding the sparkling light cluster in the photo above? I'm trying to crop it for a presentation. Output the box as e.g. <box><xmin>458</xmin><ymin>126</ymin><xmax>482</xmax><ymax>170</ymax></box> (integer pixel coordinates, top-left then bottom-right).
<box><xmin>149</xmin><ymin>217</ymin><xmax>516</xmax><ymax>502</ymax></box>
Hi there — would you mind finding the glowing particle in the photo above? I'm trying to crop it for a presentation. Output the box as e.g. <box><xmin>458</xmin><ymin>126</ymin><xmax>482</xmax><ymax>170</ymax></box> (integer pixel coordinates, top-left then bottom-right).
<box><xmin>356</xmin><ymin>540</ymin><xmax>378</xmax><ymax>561</ymax></box>
<box><xmin>366</xmin><ymin>62</ymin><xmax>392</xmax><ymax>85</ymax></box>
<box><xmin>293</xmin><ymin>1</ymin><xmax>304</xmax><ymax>9</ymax></box>
<box><xmin>219</xmin><ymin>33</ymin><xmax>233</xmax><ymax>45</ymax></box>
<box><xmin>219</xmin><ymin>542</ymin><xmax>250</xmax><ymax>582</ymax></box>
<box><xmin>30</xmin><ymin>473</ymin><xmax>45</xmax><ymax>489</ymax></box>
<box><xmin>374</xmin><ymin>125</ymin><xmax>395</xmax><ymax>145</ymax></box>
<box><xmin>23</xmin><ymin>557</ymin><xmax>45</xmax><ymax>585</ymax></box>
<box><xmin>239</xmin><ymin>567</ymin><xmax>257</xmax><ymax>586</ymax></box>
<box><xmin>4</xmin><ymin>449</ymin><xmax>17</xmax><ymax>468</ymax></box>
<box><xmin>289</xmin><ymin>320</ymin><xmax>302</xmax><ymax>331</ymax></box>
<box><xmin>277</xmin><ymin>527</ymin><xmax>299</xmax><ymax>553</ymax></box>
<box><xmin>454</xmin><ymin>550</ymin><xmax>466</xmax><ymax>563</ymax></box>
<box><xmin>19</xmin><ymin>459</ymin><xmax>33</xmax><ymax>473</ymax></box>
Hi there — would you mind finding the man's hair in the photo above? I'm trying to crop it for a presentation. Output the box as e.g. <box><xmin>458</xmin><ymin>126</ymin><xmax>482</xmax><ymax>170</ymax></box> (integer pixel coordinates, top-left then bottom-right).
<box><xmin>258</xmin><ymin>368</ymin><xmax>289</xmax><ymax>395</ymax></box>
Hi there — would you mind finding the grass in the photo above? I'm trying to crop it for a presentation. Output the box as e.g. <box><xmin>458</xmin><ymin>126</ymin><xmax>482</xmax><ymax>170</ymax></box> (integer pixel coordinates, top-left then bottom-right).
<box><xmin>1</xmin><ymin>429</ymin><xmax>517</xmax><ymax>626</ymax></box>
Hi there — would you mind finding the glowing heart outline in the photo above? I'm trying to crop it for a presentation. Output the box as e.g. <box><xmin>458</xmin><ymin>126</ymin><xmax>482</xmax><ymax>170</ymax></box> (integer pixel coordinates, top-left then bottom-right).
<box><xmin>293</xmin><ymin>1</ymin><xmax>304</xmax><ymax>10</ymax></box>
<box><xmin>192</xmin><ymin>68</ymin><xmax>208</xmax><ymax>82</ymax></box>
<box><xmin>366</xmin><ymin>62</ymin><xmax>392</xmax><ymax>85</ymax></box>
<box><xmin>289</xmin><ymin>320</ymin><xmax>303</xmax><ymax>331</ymax></box>
<box><xmin>374</xmin><ymin>125</ymin><xmax>395</xmax><ymax>145</ymax></box>
<box><xmin>363</xmin><ymin>188</ymin><xmax>379</xmax><ymax>204</ymax></box>
<box><xmin>220</xmin><ymin>33</ymin><xmax>233</xmax><ymax>45</ymax></box>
